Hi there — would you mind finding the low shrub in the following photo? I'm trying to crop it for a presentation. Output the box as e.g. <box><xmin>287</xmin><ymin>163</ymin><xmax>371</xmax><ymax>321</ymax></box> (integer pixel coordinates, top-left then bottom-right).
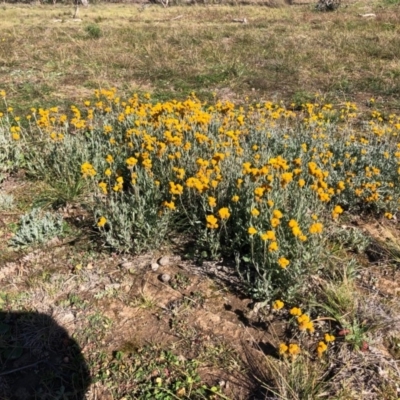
<box><xmin>1</xmin><ymin>89</ymin><xmax>399</xmax><ymax>301</ymax></box>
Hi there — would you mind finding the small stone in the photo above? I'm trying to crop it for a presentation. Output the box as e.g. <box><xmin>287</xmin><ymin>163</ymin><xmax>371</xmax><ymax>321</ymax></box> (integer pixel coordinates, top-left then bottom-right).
<box><xmin>120</xmin><ymin>261</ymin><xmax>133</xmax><ymax>269</ymax></box>
<box><xmin>160</xmin><ymin>273</ymin><xmax>171</xmax><ymax>283</ymax></box>
<box><xmin>57</xmin><ymin>311</ymin><xmax>75</xmax><ymax>325</ymax></box>
<box><xmin>63</xmin><ymin>357</ymin><xmax>69</xmax><ymax>363</ymax></box>
<box><xmin>158</xmin><ymin>256</ymin><xmax>170</xmax><ymax>266</ymax></box>
<box><xmin>151</xmin><ymin>262</ymin><xmax>160</xmax><ymax>272</ymax></box>
<box><xmin>105</xmin><ymin>283</ymin><xmax>121</xmax><ymax>290</ymax></box>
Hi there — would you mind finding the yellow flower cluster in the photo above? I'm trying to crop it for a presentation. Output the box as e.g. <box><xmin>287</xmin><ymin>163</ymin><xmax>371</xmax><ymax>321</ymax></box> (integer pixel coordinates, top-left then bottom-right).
<box><xmin>81</xmin><ymin>162</ymin><xmax>96</xmax><ymax>178</ymax></box>
<box><xmin>279</xmin><ymin>342</ymin><xmax>301</xmax><ymax>358</ymax></box>
<box><xmin>2</xmin><ymin>88</ymin><xmax>399</xmax><ymax>300</ymax></box>
<box><xmin>297</xmin><ymin>313</ymin><xmax>314</xmax><ymax>333</ymax></box>
<box><xmin>272</xmin><ymin>299</ymin><xmax>284</xmax><ymax>310</ymax></box>
<box><xmin>317</xmin><ymin>334</ymin><xmax>335</xmax><ymax>357</ymax></box>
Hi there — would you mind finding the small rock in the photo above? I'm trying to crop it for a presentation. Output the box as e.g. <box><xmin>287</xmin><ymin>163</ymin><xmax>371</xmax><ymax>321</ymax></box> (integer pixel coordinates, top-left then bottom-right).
<box><xmin>105</xmin><ymin>283</ymin><xmax>121</xmax><ymax>290</ymax></box>
<box><xmin>120</xmin><ymin>261</ymin><xmax>133</xmax><ymax>269</ymax></box>
<box><xmin>151</xmin><ymin>262</ymin><xmax>160</xmax><ymax>272</ymax></box>
<box><xmin>160</xmin><ymin>273</ymin><xmax>171</xmax><ymax>283</ymax></box>
<box><xmin>63</xmin><ymin>357</ymin><xmax>69</xmax><ymax>363</ymax></box>
<box><xmin>158</xmin><ymin>256</ymin><xmax>170</xmax><ymax>266</ymax></box>
<box><xmin>57</xmin><ymin>311</ymin><xmax>75</xmax><ymax>325</ymax></box>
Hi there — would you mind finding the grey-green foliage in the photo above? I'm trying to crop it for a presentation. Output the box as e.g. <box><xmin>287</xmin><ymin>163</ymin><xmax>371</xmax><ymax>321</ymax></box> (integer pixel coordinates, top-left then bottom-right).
<box><xmin>0</xmin><ymin>193</ymin><xmax>14</xmax><ymax>210</ymax></box>
<box><xmin>10</xmin><ymin>208</ymin><xmax>64</xmax><ymax>247</ymax></box>
<box><xmin>331</xmin><ymin>226</ymin><xmax>371</xmax><ymax>254</ymax></box>
<box><xmin>0</xmin><ymin>119</ymin><xmax>23</xmax><ymax>181</ymax></box>
<box><xmin>95</xmin><ymin>174</ymin><xmax>172</xmax><ymax>254</ymax></box>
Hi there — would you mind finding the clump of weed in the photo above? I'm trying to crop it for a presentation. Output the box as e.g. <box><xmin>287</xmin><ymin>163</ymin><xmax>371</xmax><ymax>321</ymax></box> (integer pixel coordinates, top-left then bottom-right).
<box><xmin>0</xmin><ymin>193</ymin><xmax>14</xmax><ymax>210</ymax></box>
<box><xmin>0</xmin><ymin>92</ymin><xmax>24</xmax><ymax>178</ymax></box>
<box><xmin>85</xmin><ymin>23</ymin><xmax>102</xmax><ymax>39</ymax></box>
<box><xmin>9</xmin><ymin>208</ymin><xmax>64</xmax><ymax>247</ymax></box>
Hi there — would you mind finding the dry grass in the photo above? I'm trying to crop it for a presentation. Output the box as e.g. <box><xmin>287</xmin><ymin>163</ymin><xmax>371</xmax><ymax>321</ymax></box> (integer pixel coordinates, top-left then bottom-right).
<box><xmin>1</xmin><ymin>0</ymin><xmax>400</xmax><ymax>112</ymax></box>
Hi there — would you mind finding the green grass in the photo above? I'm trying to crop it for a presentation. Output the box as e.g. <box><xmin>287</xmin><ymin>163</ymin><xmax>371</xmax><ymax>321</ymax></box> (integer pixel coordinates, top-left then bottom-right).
<box><xmin>1</xmin><ymin>2</ymin><xmax>400</xmax><ymax>113</ymax></box>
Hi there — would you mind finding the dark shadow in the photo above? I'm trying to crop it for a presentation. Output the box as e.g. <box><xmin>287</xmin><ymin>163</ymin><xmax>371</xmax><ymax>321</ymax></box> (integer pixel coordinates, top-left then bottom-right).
<box><xmin>256</xmin><ymin>342</ymin><xmax>278</xmax><ymax>358</ymax></box>
<box><xmin>0</xmin><ymin>311</ymin><xmax>90</xmax><ymax>400</ymax></box>
<box><xmin>234</xmin><ymin>309</ymin><xmax>269</xmax><ymax>331</ymax></box>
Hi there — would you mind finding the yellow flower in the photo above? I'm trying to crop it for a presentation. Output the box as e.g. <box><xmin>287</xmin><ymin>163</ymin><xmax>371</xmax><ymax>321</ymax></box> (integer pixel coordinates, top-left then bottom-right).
<box><xmin>272</xmin><ymin>299</ymin><xmax>284</xmax><ymax>310</ymax></box>
<box><xmin>299</xmin><ymin>235</ymin><xmax>308</xmax><ymax>242</ymax></box>
<box><xmin>81</xmin><ymin>162</ymin><xmax>96</xmax><ymax>178</ymax></box>
<box><xmin>208</xmin><ymin>196</ymin><xmax>217</xmax><ymax>207</ymax></box>
<box><xmin>324</xmin><ymin>333</ymin><xmax>335</xmax><ymax>342</ymax></box>
<box><xmin>97</xmin><ymin>216</ymin><xmax>107</xmax><ymax>228</ymax></box>
<box><xmin>268</xmin><ymin>241</ymin><xmax>278</xmax><ymax>252</ymax></box>
<box><xmin>169</xmin><ymin>182</ymin><xmax>184</xmax><ymax>196</ymax></box>
<box><xmin>267</xmin><ymin>200</ymin><xmax>274</xmax><ymax>207</ymax></box>
<box><xmin>298</xmin><ymin>179</ymin><xmax>305</xmax><ymax>188</ymax></box>
<box><xmin>384</xmin><ymin>212</ymin><xmax>393</xmax><ymax>219</ymax></box>
<box><xmin>261</xmin><ymin>230</ymin><xmax>276</xmax><ymax>241</ymax></box>
<box><xmin>12</xmin><ymin>133</ymin><xmax>20</xmax><ymax>141</ymax></box>
<box><xmin>98</xmin><ymin>182</ymin><xmax>107</xmax><ymax>194</ymax></box>
<box><xmin>305</xmin><ymin>321</ymin><xmax>315</xmax><ymax>332</ymax></box>
<box><xmin>288</xmin><ymin>343</ymin><xmax>300</xmax><ymax>357</ymax></box>
<box><xmin>281</xmin><ymin>172</ymin><xmax>293</xmax><ymax>187</ymax></box>
<box><xmin>271</xmin><ymin>218</ymin><xmax>280</xmax><ymax>228</ymax></box>
<box><xmin>163</xmin><ymin>201</ymin><xmax>176</xmax><ymax>210</ymax></box>
<box><xmin>317</xmin><ymin>341</ymin><xmax>327</xmax><ymax>357</ymax></box>
<box><xmin>218</xmin><ymin>207</ymin><xmax>230</xmax><ymax>220</ymax></box>
<box><xmin>105</xmin><ymin>168</ymin><xmax>112</xmax><ymax>177</ymax></box>
<box><xmin>279</xmin><ymin>343</ymin><xmax>288</xmax><ymax>355</ymax></box>
<box><xmin>126</xmin><ymin>157</ymin><xmax>138</xmax><ymax>167</ymax></box>
<box><xmin>290</xmin><ymin>307</ymin><xmax>302</xmax><ymax>316</ymax></box>
<box><xmin>278</xmin><ymin>257</ymin><xmax>290</xmax><ymax>269</ymax></box>
<box><xmin>333</xmin><ymin>205</ymin><xmax>343</xmax><ymax>214</ymax></box>
<box><xmin>232</xmin><ymin>195</ymin><xmax>240</xmax><ymax>202</ymax></box>
<box><xmin>288</xmin><ymin>219</ymin><xmax>298</xmax><ymax>228</ymax></box>
<box><xmin>309</xmin><ymin>222</ymin><xmax>323</xmax><ymax>234</ymax></box>
<box><xmin>106</xmin><ymin>154</ymin><xmax>114</xmax><ymax>163</ymax></box>
<box><xmin>251</xmin><ymin>208</ymin><xmax>260</xmax><ymax>217</ymax></box>
<box><xmin>297</xmin><ymin>314</ymin><xmax>310</xmax><ymax>324</ymax></box>
<box><xmin>272</xmin><ymin>209</ymin><xmax>283</xmax><ymax>219</ymax></box>
<box><xmin>248</xmin><ymin>226</ymin><xmax>258</xmax><ymax>235</ymax></box>
<box><xmin>332</xmin><ymin>205</ymin><xmax>344</xmax><ymax>219</ymax></box>
<box><xmin>206</xmin><ymin>215</ymin><xmax>219</xmax><ymax>229</ymax></box>
<box><xmin>254</xmin><ymin>187</ymin><xmax>265</xmax><ymax>197</ymax></box>
<box><xmin>142</xmin><ymin>159</ymin><xmax>152</xmax><ymax>169</ymax></box>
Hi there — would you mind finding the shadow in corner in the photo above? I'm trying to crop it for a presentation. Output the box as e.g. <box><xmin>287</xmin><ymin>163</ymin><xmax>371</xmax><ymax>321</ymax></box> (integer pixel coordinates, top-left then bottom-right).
<box><xmin>0</xmin><ymin>311</ymin><xmax>90</xmax><ymax>400</ymax></box>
